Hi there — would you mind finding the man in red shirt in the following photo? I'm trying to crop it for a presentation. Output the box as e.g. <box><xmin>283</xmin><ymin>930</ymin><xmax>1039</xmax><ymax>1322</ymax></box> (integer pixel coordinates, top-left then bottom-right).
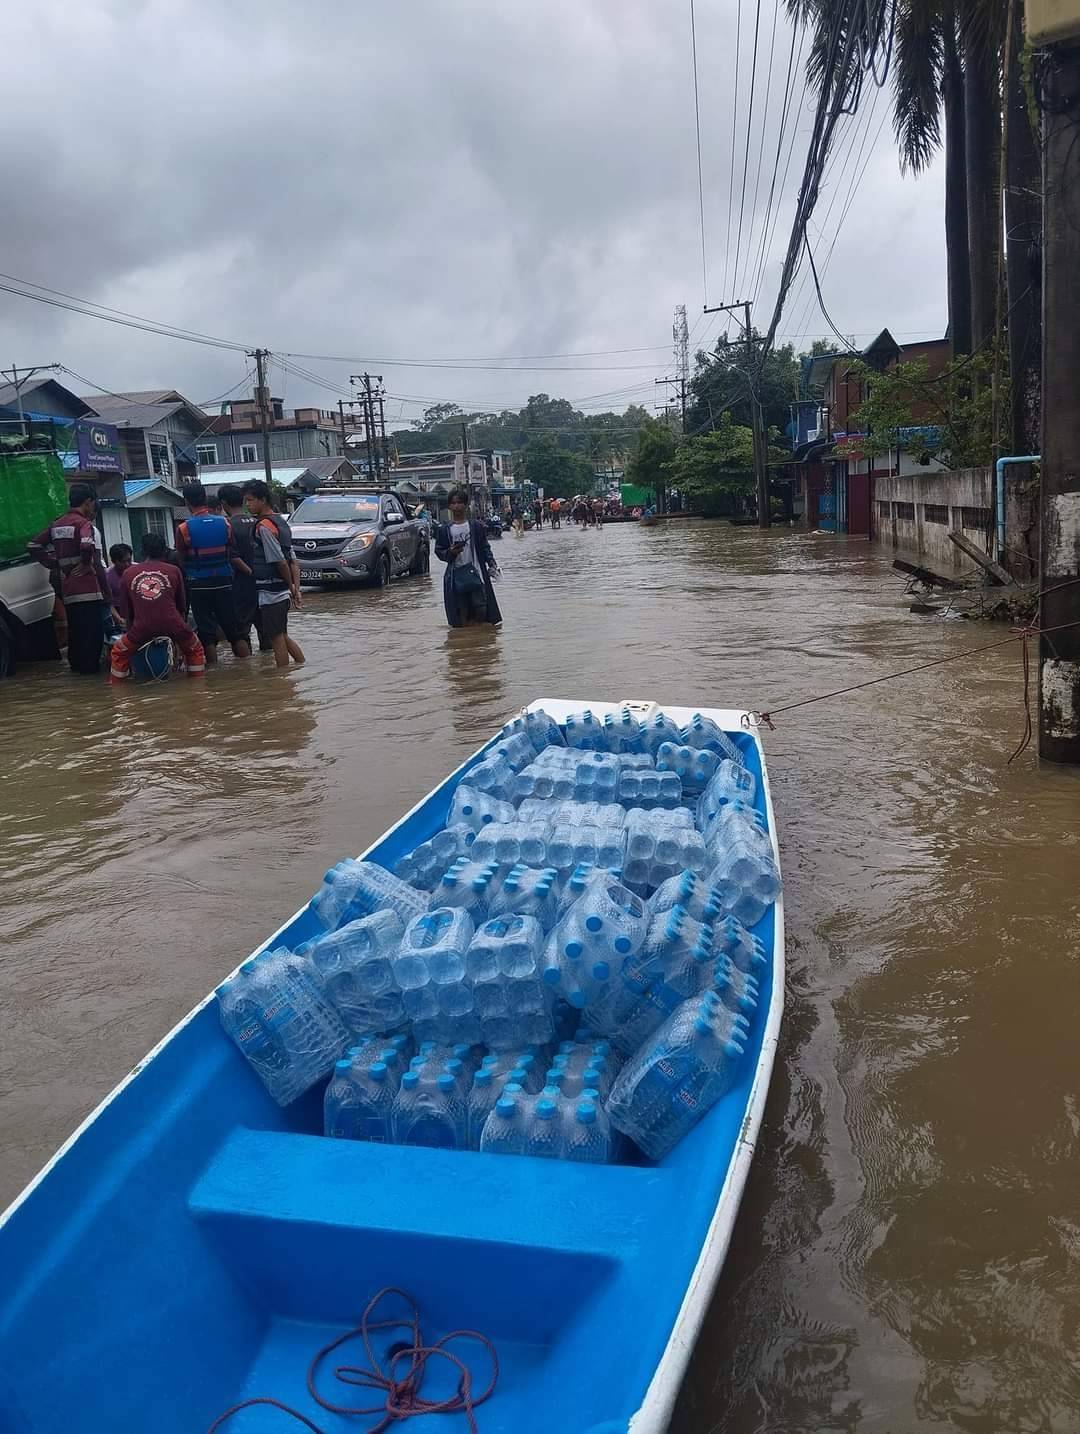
<box><xmin>29</xmin><ymin>481</ymin><xmax>110</xmax><ymax>674</ymax></box>
<box><xmin>108</xmin><ymin>532</ymin><xmax>206</xmax><ymax>682</ymax></box>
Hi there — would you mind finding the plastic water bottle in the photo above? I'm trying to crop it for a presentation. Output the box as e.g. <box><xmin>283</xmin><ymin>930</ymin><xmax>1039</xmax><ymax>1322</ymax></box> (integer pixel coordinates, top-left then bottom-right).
<box><xmin>218</xmin><ymin>951</ymin><xmax>349</xmax><ymax>1106</ymax></box>
<box><xmin>513</xmin><ymin>764</ymin><xmax>576</xmax><ymax>802</ymax></box>
<box><xmin>553</xmin><ymin>863</ymin><xmax>622</xmax><ymax>922</ymax></box>
<box><xmin>324</xmin><ymin>1058</ymin><xmax>395</xmax><ymax>1141</ymax></box>
<box><xmin>655</xmin><ymin>742</ymin><xmax>722</xmax><ymax>796</ymax></box>
<box><xmin>607</xmin><ymin>993</ymin><xmax>750</xmax><ymax>1159</ymax></box>
<box><xmin>679</xmin><ymin>713</ymin><xmax>743</xmax><ymax>765</ymax></box>
<box><xmin>564</xmin><ymin>709</ymin><xmax>607</xmax><ymax>751</ymax></box>
<box><xmin>697</xmin><ymin>760</ymin><xmax>758</xmax><ymax>826</ymax></box>
<box><xmin>487</xmin><ymin>864</ymin><xmax>560</xmax><ymax>930</ymax></box>
<box><xmin>564</xmin><ymin>1100</ymin><xmax>612</xmax><ymax>1163</ymax></box>
<box><xmin>479</xmin><ymin>1093</ymin><xmax>528</xmax><ymax>1154</ymax></box>
<box><xmin>571</xmin><ymin>755</ymin><xmax>620</xmax><ymax>801</ymax></box>
<box><xmin>594</xmin><ymin>905</ymin><xmax>715</xmax><ymax>1052</ymax></box>
<box><xmin>545</xmin><ymin>825</ymin><xmax>626</xmax><ymax>875</ymax></box>
<box><xmin>525</xmin><ymin>1093</ymin><xmax>566</xmax><ymax>1158</ymax></box>
<box><xmin>394</xmin><ymin>826</ymin><xmax>474</xmax><ymax>890</ymax></box>
<box><xmin>617</xmin><ymin>769</ymin><xmax>683</xmax><ymax>811</ymax></box>
<box><xmin>501</xmin><ymin>709</ymin><xmax>565</xmax><ymax>753</ymax></box>
<box><xmin>465</xmin><ymin>1067</ymin><xmax>501</xmax><ymax>1148</ymax></box>
<box><xmin>447</xmin><ymin>784</ymin><xmax>517</xmax><ymax>833</ymax></box>
<box><xmin>469</xmin><ymin>914</ymin><xmax>544</xmax><ymax>978</ymax></box>
<box><xmin>712</xmin><ymin>954</ymin><xmax>760</xmax><ymax>1017</ymax></box>
<box><xmin>547</xmin><ymin>801</ymin><xmax>626</xmax><ymax>829</ymax></box>
<box><xmin>397</xmin><ymin>908</ymin><xmax>474</xmax><ymax>984</ymax></box>
<box><xmin>435</xmin><ymin>859</ymin><xmax>504</xmax><ymax>920</ymax></box>
<box><xmin>700</xmin><ymin>800</ymin><xmax>772</xmax><ymax>857</ymax></box>
<box><xmin>301</xmin><ymin>909</ymin><xmax>406</xmax><ymax>1034</ymax></box>
<box><xmin>486</xmin><ymin>731</ymin><xmax>539</xmax><ymax>774</ymax></box>
<box><xmin>466</xmin><ymin>751</ymin><xmax>517</xmax><ymax>803</ymax></box>
<box><xmin>709</xmin><ymin>839</ymin><xmax>781</xmax><ymax>928</ymax></box>
<box><xmin>310</xmin><ymin>859</ymin><xmax>430</xmax><ymax>932</ymax></box>
<box><xmin>623</xmin><ymin>813</ymin><xmax>706</xmax><ymax>893</ymax></box>
<box><xmin>640</xmin><ymin>712</ymin><xmax>683</xmax><ymax>755</ymax></box>
<box><xmin>533</xmin><ymin>747</ymin><xmax>583</xmax><ymax>768</ymax></box>
<box><xmin>602</xmin><ymin>706</ymin><xmax>647</xmax><ymax>754</ymax></box>
<box><xmin>712</xmin><ymin>913</ymin><xmax>770</xmax><ymax>979</ymax></box>
<box><xmin>542</xmin><ymin>879</ymin><xmax>648</xmax><ymax>1008</ymax></box>
<box><xmin>391</xmin><ymin>1068</ymin><xmax>466</xmax><ymax>1148</ymax></box>
<box><xmin>648</xmin><ymin>869</ymin><xmax>723</xmax><ymax>924</ymax></box>
<box><xmin>470</xmin><ymin>821</ymin><xmax>549</xmax><ymax>868</ymax></box>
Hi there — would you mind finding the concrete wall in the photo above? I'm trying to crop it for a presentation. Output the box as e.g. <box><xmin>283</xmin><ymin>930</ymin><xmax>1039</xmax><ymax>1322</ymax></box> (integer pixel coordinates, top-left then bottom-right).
<box><xmin>873</xmin><ymin>467</ymin><xmax>998</xmax><ymax>576</ymax></box>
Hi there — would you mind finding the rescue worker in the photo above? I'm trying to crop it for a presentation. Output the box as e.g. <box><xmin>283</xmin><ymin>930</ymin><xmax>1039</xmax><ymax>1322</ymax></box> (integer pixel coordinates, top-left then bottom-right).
<box><xmin>174</xmin><ymin>481</ymin><xmax>251</xmax><ymax>665</ymax></box>
<box><xmin>29</xmin><ymin>481</ymin><xmax>110</xmax><ymax>674</ymax></box>
<box><xmin>109</xmin><ymin>532</ymin><xmax>206</xmax><ymax>682</ymax></box>
<box><xmin>244</xmin><ymin>479</ymin><xmax>305</xmax><ymax>667</ymax></box>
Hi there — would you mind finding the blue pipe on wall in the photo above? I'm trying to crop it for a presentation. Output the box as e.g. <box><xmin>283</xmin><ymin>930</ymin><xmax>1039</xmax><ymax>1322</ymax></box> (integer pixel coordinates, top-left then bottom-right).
<box><xmin>995</xmin><ymin>454</ymin><xmax>1040</xmax><ymax>558</ymax></box>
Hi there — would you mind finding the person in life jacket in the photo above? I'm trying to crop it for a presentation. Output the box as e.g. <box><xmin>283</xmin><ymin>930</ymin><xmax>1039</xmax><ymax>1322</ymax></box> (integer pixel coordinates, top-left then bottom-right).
<box><xmin>174</xmin><ymin>481</ymin><xmax>252</xmax><ymax>666</ymax></box>
<box><xmin>29</xmin><ymin>481</ymin><xmax>111</xmax><ymax>675</ymax></box>
<box><xmin>243</xmin><ymin>479</ymin><xmax>305</xmax><ymax>668</ymax></box>
<box><xmin>109</xmin><ymin>532</ymin><xmax>206</xmax><ymax>682</ymax></box>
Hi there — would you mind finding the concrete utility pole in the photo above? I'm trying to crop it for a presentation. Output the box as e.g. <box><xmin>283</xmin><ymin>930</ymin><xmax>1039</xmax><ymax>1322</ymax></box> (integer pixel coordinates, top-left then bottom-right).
<box><xmin>704</xmin><ymin>301</ymin><xmax>769</xmax><ymax>528</ymax></box>
<box><xmin>1037</xmin><ymin>32</ymin><xmax>1080</xmax><ymax>762</ymax></box>
<box><xmin>338</xmin><ymin>399</ymin><xmax>348</xmax><ymax>453</ymax></box>
<box><xmin>350</xmin><ymin>374</ymin><xmax>378</xmax><ymax>481</ymax></box>
<box><xmin>248</xmin><ymin>348</ymin><xmax>274</xmax><ymax>491</ymax></box>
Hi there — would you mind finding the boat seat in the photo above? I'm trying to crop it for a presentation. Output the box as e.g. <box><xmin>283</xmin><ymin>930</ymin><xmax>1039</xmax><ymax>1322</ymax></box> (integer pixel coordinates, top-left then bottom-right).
<box><xmin>189</xmin><ymin>1128</ymin><xmax>668</xmax><ymax>1339</ymax></box>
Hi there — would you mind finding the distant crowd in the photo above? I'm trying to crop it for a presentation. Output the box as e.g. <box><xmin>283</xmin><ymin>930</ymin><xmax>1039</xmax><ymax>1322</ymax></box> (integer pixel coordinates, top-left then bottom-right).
<box><xmin>30</xmin><ymin>478</ymin><xmax>304</xmax><ymax>683</ymax></box>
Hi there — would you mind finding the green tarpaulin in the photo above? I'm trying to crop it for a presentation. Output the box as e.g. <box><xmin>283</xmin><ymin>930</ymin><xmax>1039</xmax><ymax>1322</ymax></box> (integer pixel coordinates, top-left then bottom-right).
<box><xmin>0</xmin><ymin>452</ymin><xmax>68</xmax><ymax>562</ymax></box>
<box><xmin>620</xmin><ymin>483</ymin><xmax>655</xmax><ymax>508</ymax></box>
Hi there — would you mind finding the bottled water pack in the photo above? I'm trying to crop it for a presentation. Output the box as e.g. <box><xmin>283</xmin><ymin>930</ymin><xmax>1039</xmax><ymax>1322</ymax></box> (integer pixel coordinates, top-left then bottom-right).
<box><xmin>467</xmin><ymin>915</ymin><xmax>553</xmax><ymax>1049</ymax></box>
<box><xmin>543</xmin><ymin>877</ymin><xmax>648</xmax><ymax>1010</ymax></box>
<box><xmin>500</xmin><ymin>708</ymin><xmax>565</xmax><ymax>753</ymax></box>
<box><xmin>394</xmin><ymin>825</ymin><xmax>474</xmax><ymax>891</ymax></box>
<box><xmin>590</xmin><ymin>904</ymin><xmax>716</xmax><ymax>1053</ymax></box>
<box><xmin>311</xmin><ymin>860</ymin><xmax>429</xmax><ymax>932</ymax></box>
<box><xmin>487</xmin><ymin>864</ymin><xmax>561</xmax><ymax>931</ymax></box>
<box><xmin>218</xmin><ymin>948</ymin><xmax>350</xmax><ymax>1106</ymax></box>
<box><xmin>679</xmin><ymin>713</ymin><xmax>744</xmax><ymax>766</ymax></box>
<box><xmin>447</xmin><ymin>784</ymin><xmax>517</xmax><ymax>833</ymax></box>
<box><xmin>545</xmin><ymin>824</ymin><xmax>626</xmax><ymax>875</ymax></box>
<box><xmin>623</xmin><ymin>810</ymin><xmax>706</xmax><ymax>894</ymax></box>
<box><xmin>470</xmin><ymin>821</ymin><xmax>549</xmax><ymax>868</ymax></box>
<box><xmin>617</xmin><ymin>769</ymin><xmax>683</xmax><ymax>810</ymax></box>
<box><xmin>697</xmin><ymin>760</ymin><xmax>757</xmax><ymax>827</ymax></box>
<box><xmin>299</xmin><ymin>909</ymin><xmax>406</xmax><ymax>1035</ymax></box>
<box><xmin>435</xmin><ymin>858</ymin><xmax>505</xmax><ymax>921</ymax></box>
<box><xmin>607</xmin><ymin>993</ymin><xmax>750</xmax><ymax>1160</ymax></box>
<box><xmin>655</xmin><ymin>742</ymin><xmax>722</xmax><ymax>795</ymax></box>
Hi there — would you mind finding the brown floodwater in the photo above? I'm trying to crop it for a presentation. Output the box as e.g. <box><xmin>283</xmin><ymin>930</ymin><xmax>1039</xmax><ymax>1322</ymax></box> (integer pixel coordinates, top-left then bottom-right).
<box><xmin>1</xmin><ymin>519</ymin><xmax>1078</xmax><ymax>1431</ymax></box>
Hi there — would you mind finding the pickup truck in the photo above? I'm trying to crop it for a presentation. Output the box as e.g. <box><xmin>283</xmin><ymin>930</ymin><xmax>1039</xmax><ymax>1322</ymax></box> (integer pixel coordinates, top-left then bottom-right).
<box><xmin>289</xmin><ymin>489</ymin><xmax>430</xmax><ymax>588</ymax></box>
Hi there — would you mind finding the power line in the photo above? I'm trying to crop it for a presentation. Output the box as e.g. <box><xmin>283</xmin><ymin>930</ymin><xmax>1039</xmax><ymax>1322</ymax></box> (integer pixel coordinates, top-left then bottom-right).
<box><xmin>732</xmin><ymin>0</ymin><xmax>766</xmax><ymax>299</ymax></box>
<box><xmin>738</xmin><ymin>0</ymin><xmax>783</xmax><ymax>300</ymax></box>
<box><xmin>749</xmin><ymin>14</ymin><xmax>808</xmax><ymax>307</ymax></box>
<box><xmin>723</xmin><ymin>0</ymin><xmax>743</xmax><ymax>302</ymax></box>
<box><xmin>690</xmin><ymin>0</ymin><xmax>709</xmax><ymax>305</ymax></box>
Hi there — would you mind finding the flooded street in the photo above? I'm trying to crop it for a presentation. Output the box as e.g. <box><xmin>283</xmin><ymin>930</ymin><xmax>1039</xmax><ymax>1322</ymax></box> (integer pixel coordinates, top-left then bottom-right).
<box><xmin>2</xmin><ymin>519</ymin><xmax>1078</xmax><ymax>1432</ymax></box>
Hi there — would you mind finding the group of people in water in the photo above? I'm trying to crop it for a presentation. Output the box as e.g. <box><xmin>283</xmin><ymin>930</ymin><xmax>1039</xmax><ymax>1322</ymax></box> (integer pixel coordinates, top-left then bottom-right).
<box><xmin>30</xmin><ymin>478</ymin><xmax>305</xmax><ymax>682</ymax></box>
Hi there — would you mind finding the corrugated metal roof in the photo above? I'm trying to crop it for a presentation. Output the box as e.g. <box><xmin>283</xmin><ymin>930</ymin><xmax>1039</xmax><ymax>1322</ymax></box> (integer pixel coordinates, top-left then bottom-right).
<box><xmin>123</xmin><ymin>478</ymin><xmax>183</xmax><ymax>502</ymax></box>
<box><xmin>198</xmin><ymin>467</ymin><xmax>308</xmax><ymax>488</ymax></box>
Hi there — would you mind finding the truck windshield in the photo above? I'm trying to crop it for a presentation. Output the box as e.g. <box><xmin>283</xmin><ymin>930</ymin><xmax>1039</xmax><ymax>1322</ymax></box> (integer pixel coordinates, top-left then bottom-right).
<box><xmin>291</xmin><ymin>496</ymin><xmax>380</xmax><ymax>524</ymax></box>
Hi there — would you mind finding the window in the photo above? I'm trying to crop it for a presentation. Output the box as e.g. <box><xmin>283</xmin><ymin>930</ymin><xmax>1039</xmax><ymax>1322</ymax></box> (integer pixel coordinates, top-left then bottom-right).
<box><xmin>877</xmin><ymin>500</ymin><xmax>891</xmax><ymax>521</ymax></box>
<box><xmin>923</xmin><ymin>503</ymin><xmax>948</xmax><ymax>524</ymax></box>
<box><xmin>196</xmin><ymin>444</ymin><xmax>218</xmax><ymax>467</ymax></box>
<box><xmin>149</xmin><ymin>438</ymin><xmax>171</xmax><ymax>479</ymax></box>
<box><xmin>239</xmin><ymin>443</ymin><xmax>258</xmax><ymax>464</ymax></box>
<box><xmin>893</xmin><ymin>501</ymin><xmax>915</xmax><ymax>521</ymax></box>
<box><xmin>145</xmin><ymin>508</ymin><xmax>170</xmax><ymax>537</ymax></box>
<box><xmin>961</xmin><ymin>506</ymin><xmax>992</xmax><ymax>531</ymax></box>
<box><xmin>383</xmin><ymin>496</ymin><xmax>406</xmax><ymax>519</ymax></box>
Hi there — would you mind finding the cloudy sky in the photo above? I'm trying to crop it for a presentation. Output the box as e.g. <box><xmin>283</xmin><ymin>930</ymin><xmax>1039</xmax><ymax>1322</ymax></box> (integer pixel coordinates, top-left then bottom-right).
<box><xmin>4</xmin><ymin>0</ymin><xmax>946</xmax><ymax>428</ymax></box>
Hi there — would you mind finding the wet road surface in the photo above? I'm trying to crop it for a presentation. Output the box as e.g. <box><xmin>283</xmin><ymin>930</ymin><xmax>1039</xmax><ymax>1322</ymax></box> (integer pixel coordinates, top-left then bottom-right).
<box><xmin>1</xmin><ymin>519</ymin><xmax>1078</xmax><ymax>1432</ymax></box>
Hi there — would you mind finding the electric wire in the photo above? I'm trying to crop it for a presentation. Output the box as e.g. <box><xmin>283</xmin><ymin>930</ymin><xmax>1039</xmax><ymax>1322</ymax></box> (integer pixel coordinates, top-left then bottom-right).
<box><xmin>732</xmin><ymin>0</ymin><xmax>766</xmax><ymax>300</ymax></box>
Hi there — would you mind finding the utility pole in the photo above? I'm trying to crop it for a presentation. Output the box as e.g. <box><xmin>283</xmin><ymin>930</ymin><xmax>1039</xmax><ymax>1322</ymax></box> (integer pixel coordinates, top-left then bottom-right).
<box><xmin>350</xmin><ymin>374</ymin><xmax>378</xmax><ymax>481</ymax></box>
<box><xmin>1037</xmin><ymin>34</ymin><xmax>1080</xmax><ymax>763</ymax></box>
<box><xmin>338</xmin><ymin>399</ymin><xmax>348</xmax><ymax>453</ymax></box>
<box><xmin>376</xmin><ymin>384</ymin><xmax>388</xmax><ymax>477</ymax></box>
<box><xmin>704</xmin><ymin>300</ymin><xmax>770</xmax><ymax>528</ymax></box>
<box><xmin>248</xmin><ymin>348</ymin><xmax>274</xmax><ymax>491</ymax></box>
<box><xmin>461</xmin><ymin>420</ymin><xmax>470</xmax><ymax>506</ymax></box>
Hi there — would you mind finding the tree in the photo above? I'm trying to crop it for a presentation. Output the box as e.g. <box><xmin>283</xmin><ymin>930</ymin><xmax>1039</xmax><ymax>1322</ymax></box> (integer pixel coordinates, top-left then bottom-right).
<box><xmin>686</xmin><ymin>335</ymin><xmax>802</xmax><ymax>440</ymax></box>
<box><xmin>626</xmin><ymin>419</ymin><xmax>677</xmax><ymax>511</ymax></box>
<box><xmin>663</xmin><ymin>419</ymin><xmax>757</xmax><ymax>515</ymax></box>
<box><xmin>837</xmin><ymin>353</ymin><xmax>998</xmax><ymax>469</ymax></box>
<box><xmin>516</xmin><ymin>434</ymin><xmax>593</xmax><ymax>499</ymax></box>
<box><xmin>411</xmin><ymin>402</ymin><xmax>463</xmax><ymax>433</ymax></box>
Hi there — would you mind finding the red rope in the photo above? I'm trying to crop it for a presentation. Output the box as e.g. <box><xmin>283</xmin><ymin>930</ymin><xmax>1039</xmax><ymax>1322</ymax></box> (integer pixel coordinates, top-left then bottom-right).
<box><xmin>206</xmin><ymin>1288</ymin><xmax>498</xmax><ymax>1434</ymax></box>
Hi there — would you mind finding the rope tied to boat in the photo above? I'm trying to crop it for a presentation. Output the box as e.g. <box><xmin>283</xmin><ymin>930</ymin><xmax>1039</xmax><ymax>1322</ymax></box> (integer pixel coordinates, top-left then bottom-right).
<box><xmin>206</xmin><ymin>1287</ymin><xmax>498</xmax><ymax>1434</ymax></box>
<box><xmin>742</xmin><ymin>617</ymin><xmax>1080</xmax><ymax>755</ymax></box>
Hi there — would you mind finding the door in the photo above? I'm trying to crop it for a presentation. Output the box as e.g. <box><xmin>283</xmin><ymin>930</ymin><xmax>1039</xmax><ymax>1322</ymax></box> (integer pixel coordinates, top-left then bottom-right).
<box><xmin>381</xmin><ymin>495</ymin><xmax>411</xmax><ymax>571</ymax></box>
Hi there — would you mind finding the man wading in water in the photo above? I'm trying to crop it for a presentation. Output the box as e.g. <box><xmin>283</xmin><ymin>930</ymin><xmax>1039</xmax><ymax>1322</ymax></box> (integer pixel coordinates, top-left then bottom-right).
<box><xmin>434</xmin><ymin>489</ymin><xmax>502</xmax><ymax>628</ymax></box>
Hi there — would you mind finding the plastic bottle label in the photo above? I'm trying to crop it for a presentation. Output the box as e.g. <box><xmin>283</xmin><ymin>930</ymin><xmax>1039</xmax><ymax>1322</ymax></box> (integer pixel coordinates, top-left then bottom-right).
<box><xmin>263</xmin><ymin>996</ymin><xmax>298</xmax><ymax>1031</ymax></box>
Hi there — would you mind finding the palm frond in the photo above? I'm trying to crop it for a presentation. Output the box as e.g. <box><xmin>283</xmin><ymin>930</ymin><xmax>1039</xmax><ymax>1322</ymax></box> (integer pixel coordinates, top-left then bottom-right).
<box><xmin>893</xmin><ymin>0</ymin><xmax>945</xmax><ymax>173</ymax></box>
<box><xmin>959</xmin><ymin>0</ymin><xmax>1010</xmax><ymax>63</ymax></box>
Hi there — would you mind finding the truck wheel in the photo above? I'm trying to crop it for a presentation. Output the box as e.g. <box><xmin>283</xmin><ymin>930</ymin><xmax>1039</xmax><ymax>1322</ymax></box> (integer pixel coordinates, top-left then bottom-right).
<box><xmin>409</xmin><ymin>542</ymin><xmax>430</xmax><ymax>576</ymax></box>
<box><xmin>372</xmin><ymin>553</ymin><xmax>392</xmax><ymax>588</ymax></box>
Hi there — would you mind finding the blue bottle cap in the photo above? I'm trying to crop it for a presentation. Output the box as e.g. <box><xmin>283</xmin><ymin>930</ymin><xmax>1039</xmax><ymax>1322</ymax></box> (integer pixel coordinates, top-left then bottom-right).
<box><xmin>437</xmin><ymin>1073</ymin><xmax>455</xmax><ymax>1093</ymax></box>
<box><xmin>503</xmin><ymin>1081</ymin><xmax>524</xmax><ymax>1096</ymax></box>
<box><xmin>564</xmin><ymin>940</ymin><xmax>584</xmax><ymax>960</ymax></box>
<box><xmin>402</xmin><ymin>1071</ymin><xmax>419</xmax><ymax>1089</ymax></box>
<box><xmin>334</xmin><ymin>1059</ymin><xmax>351</xmax><ymax>1074</ymax></box>
<box><xmin>446</xmin><ymin>1058</ymin><xmax>464</xmax><ymax>1078</ymax></box>
<box><xmin>379</xmin><ymin>1048</ymin><xmax>398</xmax><ymax>1066</ymax></box>
<box><xmin>536</xmin><ymin>1098</ymin><xmax>557</xmax><ymax>1120</ymax></box>
<box><xmin>580</xmin><ymin>1086</ymin><xmax>600</xmax><ymax>1103</ymax></box>
<box><xmin>543</xmin><ymin>965</ymin><xmax>562</xmax><ymax>987</ymax></box>
<box><xmin>694</xmin><ymin>1016</ymin><xmax>711</xmax><ymax>1035</ymax></box>
<box><xmin>495</xmin><ymin>1097</ymin><xmax>516</xmax><ymax>1118</ymax></box>
<box><xmin>584</xmin><ymin>915</ymin><xmax>603</xmax><ymax>933</ymax></box>
<box><xmin>451</xmin><ymin>1044</ymin><xmax>470</xmax><ymax>1059</ymax></box>
<box><xmin>592</xmin><ymin>961</ymin><xmax>610</xmax><ymax>981</ymax></box>
<box><xmin>461</xmin><ymin>802</ymin><xmax>474</xmax><ymax>816</ymax></box>
<box><xmin>576</xmin><ymin>1103</ymin><xmax>597</xmax><ymax>1124</ymax></box>
<box><xmin>545</xmin><ymin>1070</ymin><xmax>564</xmax><ymax>1089</ymax></box>
<box><xmin>568</xmin><ymin>990</ymin><xmax>587</xmax><ymax>1009</ymax></box>
<box><xmin>481</xmin><ymin>1053</ymin><xmax>499</xmax><ymax>1067</ymax></box>
<box><xmin>591</xmin><ymin>1040</ymin><xmax>611</xmax><ymax>1055</ymax></box>
<box><xmin>368</xmin><ymin>1062</ymin><xmax>387</xmax><ymax>1082</ymax></box>
<box><xmin>474</xmin><ymin>1068</ymin><xmax>493</xmax><ymax>1087</ymax></box>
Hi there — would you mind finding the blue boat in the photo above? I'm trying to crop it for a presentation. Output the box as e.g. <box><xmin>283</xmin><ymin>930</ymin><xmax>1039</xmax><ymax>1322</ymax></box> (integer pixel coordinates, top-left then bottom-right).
<box><xmin>0</xmin><ymin>699</ymin><xmax>783</xmax><ymax>1434</ymax></box>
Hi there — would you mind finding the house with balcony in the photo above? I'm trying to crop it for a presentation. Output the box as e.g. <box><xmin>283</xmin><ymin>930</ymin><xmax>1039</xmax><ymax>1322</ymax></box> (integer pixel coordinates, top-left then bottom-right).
<box><xmin>790</xmin><ymin>331</ymin><xmax>951</xmax><ymax>535</ymax></box>
<box><xmin>388</xmin><ymin>448</ymin><xmax>510</xmax><ymax>517</ymax></box>
<box><xmin>201</xmin><ymin>394</ymin><xmax>357</xmax><ymax>467</ymax></box>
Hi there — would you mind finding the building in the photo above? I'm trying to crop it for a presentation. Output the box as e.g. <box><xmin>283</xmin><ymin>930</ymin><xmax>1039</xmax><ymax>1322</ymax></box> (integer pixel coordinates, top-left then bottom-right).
<box><xmin>389</xmin><ymin>448</ymin><xmax>511</xmax><ymax>517</ymax></box>
<box><xmin>203</xmin><ymin>395</ymin><xmax>359</xmax><ymax>466</ymax></box>
<box><xmin>790</xmin><ymin>331</ymin><xmax>952</xmax><ymax>535</ymax></box>
<box><xmin>77</xmin><ymin>390</ymin><xmax>210</xmax><ymax>486</ymax></box>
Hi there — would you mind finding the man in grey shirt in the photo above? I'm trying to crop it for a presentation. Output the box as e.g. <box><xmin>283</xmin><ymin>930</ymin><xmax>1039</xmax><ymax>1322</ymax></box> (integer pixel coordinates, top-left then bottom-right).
<box><xmin>243</xmin><ymin>480</ymin><xmax>305</xmax><ymax>667</ymax></box>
